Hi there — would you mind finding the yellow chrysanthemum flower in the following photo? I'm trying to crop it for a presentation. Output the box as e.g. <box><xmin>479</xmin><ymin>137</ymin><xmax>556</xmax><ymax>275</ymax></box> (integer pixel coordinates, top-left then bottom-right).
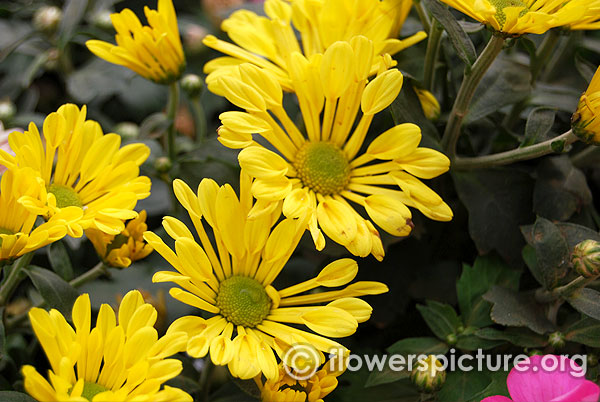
<box><xmin>0</xmin><ymin>168</ymin><xmax>81</xmax><ymax>262</ymax></box>
<box><xmin>203</xmin><ymin>0</ymin><xmax>425</xmax><ymax>90</ymax></box>
<box><xmin>0</xmin><ymin>104</ymin><xmax>151</xmax><ymax>238</ymax></box>
<box><xmin>209</xmin><ymin>38</ymin><xmax>452</xmax><ymax>260</ymax></box>
<box><xmin>143</xmin><ymin>174</ymin><xmax>388</xmax><ymax>381</ymax></box>
<box><xmin>86</xmin><ymin>0</ymin><xmax>185</xmax><ymax>84</ymax></box>
<box><xmin>87</xmin><ymin>210</ymin><xmax>153</xmax><ymax>268</ymax></box>
<box><xmin>439</xmin><ymin>0</ymin><xmax>599</xmax><ymax>35</ymax></box>
<box><xmin>22</xmin><ymin>290</ymin><xmax>192</xmax><ymax>402</ymax></box>
<box><xmin>255</xmin><ymin>358</ymin><xmax>344</xmax><ymax>402</ymax></box>
<box><xmin>572</xmin><ymin>65</ymin><xmax>600</xmax><ymax>145</ymax></box>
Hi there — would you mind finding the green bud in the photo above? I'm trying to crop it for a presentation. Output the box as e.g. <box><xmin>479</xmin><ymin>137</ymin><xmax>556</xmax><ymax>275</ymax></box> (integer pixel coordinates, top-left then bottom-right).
<box><xmin>154</xmin><ymin>156</ymin><xmax>172</xmax><ymax>173</ymax></box>
<box><xmin>548</xmin><ymin>331</ymin><xmax>566</xmax><ymax>349</ymax></box>
<box><xmin>0</xmin><ymin>100</ymin><xmax>16</xmax><ymax>123</ymax></box>
<box><xmin>571</xmin><ymin>239</ymin><xmax>600</xmax><ymax>278</ymax></box>
<box><xmin>588</xmin><ymin>353</ymin><xmax>598</xmax><ymax>367</ymax></box>
<box><xmin>113</xmin><ymin>122</ymin><xmax>140</xmax><ymax>141</ymax></box>
<box><xmin>410</xmin><ymin>355</ymin><xmax>446</xmax><ymax>393</ymax></box>
<box><xmin>181</xmin><ymin>74</ymin><xmax>204</xmax><ymax>98</ymax></box>
<box><xmin>33</xmin><ymin>6</ymin><xmax>62</xmax><ymax>33</ymax></box>
<box><xmin>445</xmin><ymin>333</ymin><xmax>457</xmax><ymax>345</ymax></box>
<box><xmin>527</xmin><ymin>349</ymin><xmax>543</xmax><ymax>356</ymax></box>
<box><xmin>44</xmin><ymin>48</ymin><xmax>60</xmax><ymax>71</ymax></box>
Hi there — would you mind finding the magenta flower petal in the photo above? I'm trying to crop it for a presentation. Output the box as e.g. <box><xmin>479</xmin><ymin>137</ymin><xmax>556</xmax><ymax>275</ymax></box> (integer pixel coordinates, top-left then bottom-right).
<box><xmin>551</xmin><ymin>380</ymin><xmax>600</xmax><ymax>402</ymax></box>
<box><xmin>481</xmin><ymin>396</ymin><xmax>513</xmax><ymax>402</ymax></box>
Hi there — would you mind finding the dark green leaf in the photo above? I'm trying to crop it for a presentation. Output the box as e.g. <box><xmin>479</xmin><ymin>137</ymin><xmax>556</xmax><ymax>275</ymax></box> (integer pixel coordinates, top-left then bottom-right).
<box><xmin>555</xmin><ymin>222</ymin><xmax>600</xmax><ymax>248</ymax></box>
<box><xmin>575</xmin><ymin>52</ymin><xmax>597</xmax><ymax>83</ymax></box>
<box><xmin>565</xmin><ymin>317</ymin><xmax>600</xmax><ymax>347</ymax></box>
<box><xmin>416</xmin><ymin>301</ymin><xmax>461</xmax><ymax>339</ymax></box>
<box><xmin>423</xmin><ymin>0</ymin><xmax>476</xmax><ymax>66</ymax></box>
<box><xmin>522</xmin><ymin>244</ymin><xmax>544</xmax><ymax>286</ymax></box>
<box><xmin>475</xmin><ymin>327</ymin><xmax>548</xmax><ymax>348</ymax></box>
<box><xmin>530</xmin><ymin>83</ymin><xmax>580</xmax><ymax>112</ymax></box>
<box><xmin>437</xmin><ymin>371</ymin><xmax>491</xmax><ymax>402</ymax></box>
<box><xmin>453</xmin><ymin>168</ymin><xmax>534</xmax><ymax>264</ymax></box>
<box><xmin>455</xmin><ymin>334</ymin><xmax>503</xmax><ymax>350</ymax></box>
<box><xmin>517</xmin><ymin>36</ymin><xmax>537</xmax><ymax>60</ymax></box>
<box><xmin>470</xmin><ymin>370</ymin><xmax>510</xmax><ymax>402</ymax></box>
<box><xmin>522</xmin><ymin>107</ymin><xmax>556</xmax><ymax>147</ymax></box>
<box><xmin>0</xmin><ymin>307</ymin><xmax>5</xmax><ymax>358</ymax></box>
<box><xmin>365</xmin><ymin>365</ymin><xmax>410</xmax><ymax>387</ymax></box>
<box><xmin>25</xmin><ymin>266</ymin><xmax>79</xmax><ymax>317</ymax></box>
<box><xmin>386</xmin><ymin>337</ymin><xmax>449</xmax><ymax>356</ymax></box>
<box><xmin>483</xmin><ymin>286</ymin><xmax>555</xmax><ymax>334</ymax></box>
<box><xmin>567</xmin><ymin>288</ymin><xmax>600</xmax><ymax>321</ymax></box>
<box><xmin>47</xmin><ymin>241</ymin><xmax>74</xmax><ymax>281</ymax></box>
<box><xmin>456</xmin><ymin>256</ymin><xmax>521</xmax><ymax>328</ymax></box>
<box><xmin>0</xmin><ymin>391</ymin><xmax>37</xmax><ymax>402</ymax></box>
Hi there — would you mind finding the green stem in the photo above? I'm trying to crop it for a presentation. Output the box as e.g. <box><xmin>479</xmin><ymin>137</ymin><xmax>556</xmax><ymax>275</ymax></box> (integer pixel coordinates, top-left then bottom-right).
<box><xmin>536</xmin><ymin>274</ymin><xmax>598</xmax><ymax>304</ymax></box>
<box><xmin>190</xmin><ymin>97</ymin><xmax>208</xmax><ymax>143</ymax></box>
<box><xmin>69</xmin><ymin>261</ymin><xmax>108</xmax><ymax>288</ymax></box>
<box><xmin>441</xmin><ymin>34</ymin><xmax>506</xmax><ymax>159</ymax></box>
<box><xmin>530</xmin><ymin>29</ymin><xmax>560</xmax><ymax>84</ymax></box>
<box><xmin>413</xmin><ymin>0</ymin><xmax>432</xmax><ymax>34</ymax></box>
<box><xmin>453</xmin><ymin>130</ymin><xmax>578</xmax><ymax>170</ymax></box>
<box><xmin>0</xmin><ymin>253</ymin><xmax>33</xmax><ymax>306</ymax></box>
<box><xmin>423</xmin><ymin>21</ymin><xmax>443</xmax><ymax>91</ymax></box>
<box><xmin>166</xmin><ymin>82</ymin><xmax>180</xmax><ymax>163</ymax></box>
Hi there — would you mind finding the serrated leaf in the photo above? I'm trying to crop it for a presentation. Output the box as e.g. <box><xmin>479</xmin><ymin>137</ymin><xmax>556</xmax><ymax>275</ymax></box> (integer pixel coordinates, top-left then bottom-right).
<box><xmin>483</xmin><ymin>286</ymin><xmax>555</xmax><ymax>334</ymax></box>
<box><xmin>416</xmin><ymin>301</ymin><xmax>461</xmax><ymax>339</ymax></box>
<box><xmin>564</xmin><ymin>317</ymin><xmax>600</xmax><ymax>347</ymax></box>
<box><xmin>475</xmin><ymin>327</ymin><xmax>548</xmax><ymax>348</ymax></box>
<box><xmin>567</xmin><ymin>288</ymin><xmax>600</xmax><ymax>321</ymax></box>
<box><xmin>424</xmin><ymin>0</ymin><xmax>476</xmax><ymax>66</ymax></box>
<box><xmin>25</xmin><ymin>266</ymin><xmax>79</xmax><ymax>318</ymax></box>
<box><xmin>522</xmin><ymin>107</ymin><xmax>555</xmax><ymax>147</ymax></box>
<box><xmin>47</xmin><ymin>241</ymin><xmax>74</xmax><ymax>281</ymax></box>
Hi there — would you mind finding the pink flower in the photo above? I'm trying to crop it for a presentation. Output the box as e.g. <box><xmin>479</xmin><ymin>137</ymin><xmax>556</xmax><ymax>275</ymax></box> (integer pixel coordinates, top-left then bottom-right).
<box><xmin>483</xmin><ymin>355</ymin><xmax>600</xmax><ymax>402</ymax></box>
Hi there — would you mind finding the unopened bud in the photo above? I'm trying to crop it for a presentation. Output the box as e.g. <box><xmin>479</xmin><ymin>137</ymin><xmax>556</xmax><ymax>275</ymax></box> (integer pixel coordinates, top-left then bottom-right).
<box><xmin>113</xmin><ymin>122</ymin><xmax>140</xmax><ymax>141</ymax></box>
<box><xmin>154</xmin><ymin>156</ymin><xmax>172</xmax><ymax>173</ymax></box>
<box><xmin>548</xmin><ymin>331</ymin><xmax>566</xmax><ymax>349</ymax></box>
<box><xmin>91</xmin><ymin>10</ymin><xmax>114</xmax><ymax>31</ymax></box>
<box><xmin>588</xmin><ymin>353</ymin><xmax>598</xmax><ymax>367</ymax></box>
<box><xmin>0</xmin><ymin>100</ymin><xmax>16</xmax><ymax>123</ymax></box>
<box><xmin>33</xmin><ymin>6</ymin><xmax>62</xmax><ymax>33</ymax></box>
<box><xmin>445</xmin><ymin>333</ymin><xmax>457</xmax><ymax>345</ymax></box>
<box><xmin>44</xmin><ymin>48</ymin><xmax>60</xmax><ymax>71</ymax></box>
<box><xmin>410</xmin><ymin>355</ymin><xmax>446</xmax><ymax>393</ymax></box>
<box><xmin>181</xmin><ymin>74</ymin><xmax>204</xmax><ymax>98</ymax></box>
<box><xmin>415</xmin><ymin>88</ymin><xmax>441</xmax><ymax>121</ymax></box>
<box><xmin>527</xmin><ymin>349</ymin><xmax>543</xmax><ymax>356</ymax></box>
<box><xmin>571</xmin><ymin>239</ymin><xmax>600</xmax><ymax>278</ymax></box>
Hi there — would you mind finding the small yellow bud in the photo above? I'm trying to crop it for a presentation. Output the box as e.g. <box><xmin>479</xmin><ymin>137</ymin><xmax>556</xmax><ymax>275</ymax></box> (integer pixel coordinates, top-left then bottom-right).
<box><xmin>571</xmin><ymin>239</ymin><xmax>600</xmax><ymax>277</ymax></box>
<box><xmin>410</xmin><ymin>355</ymin><xmax>446</xmax><ymax>393</ymax></box>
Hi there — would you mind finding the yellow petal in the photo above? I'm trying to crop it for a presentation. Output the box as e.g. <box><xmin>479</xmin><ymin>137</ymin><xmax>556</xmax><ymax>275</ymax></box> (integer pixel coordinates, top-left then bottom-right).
<box><xmin>320</xmin><ymin>41</ymin><xmax>355</xmax><ymax>99</ymax></box>
<box><xmin>238</xmin><ymin>147</ymin><xmax>288</xmax><ymax>179</ymax></box>
<box><xmin>315</xmin><ymin>259</ymin><xmax>358</xmax><ymax>287</ymax></box>
<box><xmin>361</xmin><ymin>69</ymin><xmax>403</xmax><ymax>115</ymax></box>
<box><xmin>301</xmin><ymin>306</ymin><xmax>358</xmax><ymax>337</ymax></box>
<box><xmin>366</xmin><ymin>123</ymin><xmax>421</xmax><ymax>160</ymax></box>
<box><xmin>316</xmin><ymin>199</ymin><xmax>357</xmax><ymax>246</ymax></box>
<box><xmin>364</xmin><ymin>194</ymin><xmax>412</xmax><ymax>237</ymax></box>
<box><xmin>251</xmin><ymin>177</ymin><xmax>292</xmax><ymax>201</ymax></box>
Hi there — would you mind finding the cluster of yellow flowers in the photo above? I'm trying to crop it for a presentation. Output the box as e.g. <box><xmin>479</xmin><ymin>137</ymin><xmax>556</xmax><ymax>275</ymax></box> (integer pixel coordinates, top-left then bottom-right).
<box><xmin>6</xmin><ymin>0</ymin><xmax>600</xmax><ymax>401</ymax></box>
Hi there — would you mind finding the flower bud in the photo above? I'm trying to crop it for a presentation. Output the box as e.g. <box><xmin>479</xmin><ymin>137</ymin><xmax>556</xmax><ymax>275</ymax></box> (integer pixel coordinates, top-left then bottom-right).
<box><xmin>572</xmin><ymin>66</ymin><xmax>600</xmax><ymax>145</ymax></box>
<box><xmin>0</xmin><ymin>100</ymin><xmax>16</xmax><ymax>123</ymax></box>
<box><xmin>445</xmin><ymin>333</ymin><xmax>457</xmax><ymax>345</ymax></box>
<box><xmin>113</xmin><ymin>122</ymin><xmax>140</xmax><ymax>141</ymax></box>
<box><xmin>548</xmin><ymin>331</ymin><xmax>566</xmax><ymax>349</ymax></box>
<box><xmin>91</xmin><ymin>10</ymin><xmax>114</xmax><ymax>31</ymax></box>
<box><xmin>410</xmin><ymin>355</ymin><xmax>446</xmax><ymax>393</ymax></box>
<box><xmin>33</xmin><ymin>6</ymin><xmax>62</xmax><ymax>33</ymax></box>
<box><xmin>154</xmin><ymin>156</ymin><xmax>172</xmax><ymax>173</ymax></box>
<box><xmin>181</xmin><ymin>74</ymin><xmax>204</xmax><ymax>98</ymax></box>
<box><xmin>44</xmin><ymin>48</ymin><xmax>60</xmax><ymax>71</ymax></box>
<box><xmin>415</xmin><ymin>88</ymin><xmax>441</xmax><ymax>121</ymax></box>
<box><xmin>571</xmin><ymin>239</ymin><xmax>600</xmax><ymax>278</ymax></box>
<box><xmin>588</xmin><ymin>353</ymin><xmax>598</xmax><ymax>367</ymax></box>
<box><xmin>184</xmin><ymin>24</ymin><xmax>209</xmax><ymax>55</ymax></box>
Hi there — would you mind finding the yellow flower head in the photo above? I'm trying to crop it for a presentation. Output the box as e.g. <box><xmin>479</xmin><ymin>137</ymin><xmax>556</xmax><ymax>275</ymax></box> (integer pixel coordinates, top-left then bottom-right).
<box><xmin>86</xmin><ymin>0</ymin><xmax>185</xmax><ymax>84</ymax></box>
<box><xmin>209</xmin><ymin>38</ymin><xmax>453</xmax><ymax>260</ymax></box>
<box><xmin>0</xmin><ymin>104</ymin><xmax>151</xmax><ymax>238</ymax></box>
<box><xmin>203</xmin><ymin>0</ymin><xmax>425</xmax><ymax>90</ymax></box>
<box><xmin>439</xmin><ymin>0</ymin><xmax>600</xmax><ymax>35</ymax></box>
<box><xmin>143</xmin><ymin>174</ymin><xmax>388</xmax><ymax>382</ymax></box>
<box><xmin>0</xmin><ymin>168</ymin><xmax>81</xmax><ymax>262</ymax></box>
<box><xmin>22</xmin><ymin>290</ymin><xmax>192</xmax><ymax>402</ymax></box>
<box><xmin>87</xmin><ymin>210</ymin><xmax>154</xmax><ymax>268</ymax></box>
<box><xmin>572</xmin><ymin>65</ymin><xmax>600</xmax><ymax>145</ymax></box>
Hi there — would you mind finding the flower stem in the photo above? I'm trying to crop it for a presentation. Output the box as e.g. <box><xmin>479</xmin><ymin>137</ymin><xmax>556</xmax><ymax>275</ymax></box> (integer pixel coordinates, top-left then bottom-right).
<box><xmin>530</xmin><ymin>29</ymin><xmax>560</xmax><ymax>84</ymax></box>
<box><xmin>452</xmin><ymin>130</ymin><xmax>578</xmax><ymax>170</ymax></box>
<box><xmin>441</xmin><ymin>34</ymin><xmax>506</xmax><ymax>159</ymax></box>
<box><xmin>423</xmin><ymin>21</ymin><xmax>443</xmax><ymax>91</ymax></box>
<box><xmin>69</xmin><ymin>261</ymin><xmax>108</xmax><ymax>288</ymax></box>
<box><xmin>166</xmin><ymin>82</ymin><xmax>180</xmax><ymax>163</ymax></box>
<box><xmin>413</xmin><ymin>0</ymin><xmax>431</xmax><ymax>34</ymax></box>
<box><xmin>190</xmin><ymin>96</ymin><xmax>208</xmax><ymax>143</ymax></box>
<box><xmin>0</xmin><ymin>253</ymin><xmax>33</xmax><ymax>306</ymax></box>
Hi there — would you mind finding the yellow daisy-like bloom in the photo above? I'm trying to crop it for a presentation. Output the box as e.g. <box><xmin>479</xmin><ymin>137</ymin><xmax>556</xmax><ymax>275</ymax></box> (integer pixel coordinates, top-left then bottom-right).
<box><xmin>572</xmin><ymin>65</ymin><xmax>600</xmax><ymax>145</ymax></box>
<box><xmin>210</xmin><ymin>37</ymin><xmax>452</xmax><ymax>260</ymax></box>
<box><xmin>86</xmin><ymin>0</ymin><xmax>185</xmax><ymax>84</ymax></box>
<box><xmin>22</xmin><ymin>290</ymin><xmax>192</xmax><ymax>402</ymax></box>
<box><xmin>255</xmin><ymin>359</ymin><xmax>344</xmax><ymax>402</ymax></box>
<box><xmin>203</xmin><ymin>0</ymin><xmax>425</xmax><ymax>90</ymax></box>
<box><xmin>0</xmin><ymin>104</ymin><xmax>151</xmax><ymax>238</ymax></box>
<box><xmin>86</xmin><ymin>210</ymin><xmax>154</xmax><ymax>268</ymax></box>
<box><xmin>439</xmin><ymin>0</ymin><xmax>599</xmax><ymax>35</ymax></box>
<box><xmin>143</xmin><ymin>174</ymin><xmax>388</xmax><ymax>381</ymax></box>
<box><xmin>0</xmin><ymin>168</ymin><xmax>81</xmax><ymax>262</ymax></box>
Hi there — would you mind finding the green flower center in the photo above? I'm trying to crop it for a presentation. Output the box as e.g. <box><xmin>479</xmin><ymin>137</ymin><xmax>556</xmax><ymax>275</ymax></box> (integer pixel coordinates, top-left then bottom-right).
<box><xmin>0</xmin><ymin>228</ymin><xmax>13</xmax><ymax>235</ymax></box>
<box><xmin>81</xmin><ymin>381</ymin><xmax>109</xmax><ymax>401</ymax></box>
<box><xmin>47</xmin><ymin>184</ymin><xmax>83</xmax><ymax>208</ymax></box>
<box><xmin>215</xmin><ymin>276</ymin><xmax>271</xmax><ymax>327</ymax></box>
<box><xmin>488</xmin><ymin>0</ymin><xmax>529</xmax><ymax>28</ymax></box>
<box><xmin>293</xmin><ymin>142</ymin><xmax>351</xmax><ymax>196</ymax></box>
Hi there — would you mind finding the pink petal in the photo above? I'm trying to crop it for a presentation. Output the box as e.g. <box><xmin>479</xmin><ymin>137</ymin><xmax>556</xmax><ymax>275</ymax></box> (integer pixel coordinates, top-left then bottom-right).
<box><xmin>551</xmin><ymin>380</ymin><xmax>600</xmax><ymax>402</ymax></box>
<box><xmin>481</xmin><ymin>397</ymin><xmax>513</xmax><ymax>402</ymax></box>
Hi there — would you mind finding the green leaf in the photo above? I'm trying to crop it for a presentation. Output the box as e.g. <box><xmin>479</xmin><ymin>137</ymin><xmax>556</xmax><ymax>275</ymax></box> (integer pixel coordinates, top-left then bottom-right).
<box><xmin>437</xmin><ymin>371</ymin><xmax>491</xmax><ymax>402</ymax></box>
<box><xmin>386</xmin><ymin>337</ymin><xmax>449</xmax><ymax>356</ymax></box>
<box><xmin>530</xmin><ymin>83</ymin><xmax>580</xmax><ymax>112</ymax></box>
<box><xmin>475</xmin><ymin>327</ymin><xmax>548</xmax><ymax>348</ymax></box>
<box><xmin>25</xmin><ymin>266</ymin><xmax>79</xmax><ymax>317</ymax></box>
<box><xmin>365</xmin><ymin>365</ymin><xmax>410</xmax><ymax>387</ymax></box>
<box><xmin>0</xmin><ymin>307</ymin><xmax>5</xmax><ymax>358</ymax></box>
<box><xmin>470</xmin><ymin>370</ymin><xmax>510</xmax><ymax>401</ymax></box>
<box><xmin>564</xmin><ymin>317</ymin><xmax>600</xmax><ymax>347</ymax></box>
<box><xmin>455</xmin><ymin>334</ymin><xmax>504</xmax><ymax>350</ymax></box>
<box><xmin>532</xmin><ymin>156</ymin><xmax>592</xmax><ymax>222</ymax></box>
<box><xmin>423</xmin><ymin>0</ymin><xmax>476</xmax><ymax>67</ymax></box>
<box><xmin>0</xmin><ymin>391</ymin><xmax>37</xmax><ymax>402</ymax></box>
<box><xmin>527</xmin><ymin>217</ymin><xmax>571</xmax><ymax>288</ymax></box>
<box><xmin>555</xmin><ymin>222</ymin><xmax>600</xmax><ymax>248</ymax></box>
<box><xmin>46</xmin><ymin>241</ymin><xmax>74</xmax><ymax>281</ymax></box>
<box><xmin>456</xmin><ymin>255</ymin><xmax>521</xmax><ymax>328</ymax></box>
<box><xmin>522</xmin><ymin>107</ymin><xmax>556</xmax><ymax>147</ymax></box>
<box><xmin>453</xmin><ymin>168</ymin><xmax>534</xmax><ymax>264</ymax></box>
<box><xmin>58</xmin><ymin>0</ymin><xmax>89</xmax><ymax>47</ymax></box>
<box><xmin>567</xmin><ymin>288</ymin><xmax>600</xmax><ymax>321</ymax></box>
<box><xmin>574</xmin><ymin>52</ymin><xmax>597</xmax><ymax>83</ymax></box>
<box><xmin>416</xmin><ymin>301</ymin><xmax>461</xmax><ymax>340</ymax></box>
<box><xmin>483</xmin><ymin>286</ymin><xmax>555</xmax><ymax>334</ymax></box>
